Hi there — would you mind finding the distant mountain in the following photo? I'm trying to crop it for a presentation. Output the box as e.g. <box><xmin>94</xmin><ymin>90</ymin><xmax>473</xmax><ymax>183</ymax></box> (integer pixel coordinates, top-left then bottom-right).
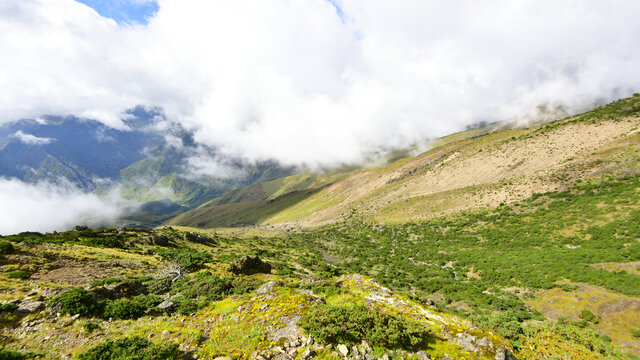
<box><xmin>0</xmin><ymin>107</ymin><xmax>164</xmax><ymax>189</ymax></box>
<box><xmin>0</xmin><ymin>107</ymin><xmax>296</xmax><ymax>226</ymax></box>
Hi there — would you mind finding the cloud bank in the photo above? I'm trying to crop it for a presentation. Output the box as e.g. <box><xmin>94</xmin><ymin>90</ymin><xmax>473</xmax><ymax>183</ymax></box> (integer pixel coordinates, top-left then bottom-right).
<box><xmin>1</xmin><ymin>0</ymin><xmax>640</xmax><ymax>167</ymax></box>
<box><xmin>0</xmin><ymin>178</ymin><xmax>122</xmax><ymax>235</ymax></box>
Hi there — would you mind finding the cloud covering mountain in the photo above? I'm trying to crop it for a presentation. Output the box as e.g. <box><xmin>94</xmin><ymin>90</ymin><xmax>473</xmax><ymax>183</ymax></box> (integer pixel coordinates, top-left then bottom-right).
<box><xmin>2</xmin><ymin>0</ymin><xmax>640</xmax><ymax>167</ymax></box>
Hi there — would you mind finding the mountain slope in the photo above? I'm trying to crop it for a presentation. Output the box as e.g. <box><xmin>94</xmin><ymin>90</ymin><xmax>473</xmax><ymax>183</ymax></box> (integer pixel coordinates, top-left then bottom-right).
<box><xmin>170</xmin><ymin>93</ymin><xmax>640</xmax><ymax>229</ymax></box>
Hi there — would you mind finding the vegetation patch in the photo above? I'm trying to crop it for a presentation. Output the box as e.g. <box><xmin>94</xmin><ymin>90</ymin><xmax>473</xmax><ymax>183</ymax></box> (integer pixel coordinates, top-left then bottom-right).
<box><xmin>155</xmin><ymin>248</ymin><xmax>212</xmax><ymax>272</ymax></box>
<box><xmin>77</xmin><ymin>336</ymin><xmax>182</xmax><ymax>360</ymax></box>
<box><xmin>299</xmin><ymin>304</ymin><xmax>431</xmax><ymax>349</ymax></box>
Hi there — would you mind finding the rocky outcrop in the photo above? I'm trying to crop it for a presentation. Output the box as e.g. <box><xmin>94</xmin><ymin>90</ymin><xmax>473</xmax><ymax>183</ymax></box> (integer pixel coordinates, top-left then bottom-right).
<box><xmin>90</xmin><ymin>281</ymin><xmax>147</xmax><ymax>300</ymax></box>
<box><xmin>144</xmin><ymin>235</ymin><xmax>172</xmax><ymax>246</ymax></box>
<box><xmin>229</xmin><ymin>256</ymin><xmax>271</xmax><ymax>275</ymax></box>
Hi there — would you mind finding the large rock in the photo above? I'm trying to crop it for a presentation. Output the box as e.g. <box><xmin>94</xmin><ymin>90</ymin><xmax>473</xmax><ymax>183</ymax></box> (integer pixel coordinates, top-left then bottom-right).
<box><xmin>228</xmin><ymin>256</ymin><xmax>271</xmax><ymax>275</ymax></box>
<box><xmin>144</xmin><ymin>235</ymin><xmax>172</xmax><ymax>246</ymax></box>
<box><xmin>16</xmin><ymin>301</ymin><xmax>45</xmax><ymax>314</ymax></box>
<box><xmin>183</xmin><ymin>232</ymin><xmax>217</xmax><ymax>246</ymax></box>
<box><xmin>270</xmin><ymin>316</ymin><xmax>302</xmax><ymax>342</ymax></box>
<box><xmin>157</xmin><ymin>300</ymin><xmax>176</xmax><ymax>313</ymax></box>
<box><xmin>256</xmin><ymin>281</ymin><xmax>282</xmax><ymax>296</ymax></box>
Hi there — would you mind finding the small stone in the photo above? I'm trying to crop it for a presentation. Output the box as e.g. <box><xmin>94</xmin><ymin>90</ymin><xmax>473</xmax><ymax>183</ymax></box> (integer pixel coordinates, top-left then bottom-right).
<box><xmin>361</xmin><ymin>340</ymin><xmax>371</xmax><ymax>352</ymax></box>
<box><xmin>381</xmin><ymin>354</ymin><xmax>390</xmax><ymax>360</ymax></box>
<box><xmin>337</xmin><ymin>344</ymin><xmax>349</xmax><ymax>357</ymax></box>
<box><xmin>161</xmin><ymin>330</ymin><xmax>170</xmax><ymax>337</ymax></box>
<box><xmin>415</xmin><ymin>351</ymin><xmax>431</xmax><ymax>360</ymax></box>
<box><xmin>301</xmin><ymin>349</ymin><xmax>315</xmax><ymax>360</ymax></box>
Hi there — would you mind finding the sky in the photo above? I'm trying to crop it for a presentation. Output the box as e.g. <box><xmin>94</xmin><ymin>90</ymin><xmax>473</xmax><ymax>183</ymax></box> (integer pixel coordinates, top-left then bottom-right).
<box><xmin>75</xmin><ymin>0</ymin><xmax>158</xmax><ymax>25</ymax></box>
<box><xmin>2</xmin><ymin>0</ymin><xmax>640</xmax><ymax>167</ymax></box>
<box><xmin>1</xmin><ymin>0</ymin><xmax>640</xmax><ymax>233</ymax></box>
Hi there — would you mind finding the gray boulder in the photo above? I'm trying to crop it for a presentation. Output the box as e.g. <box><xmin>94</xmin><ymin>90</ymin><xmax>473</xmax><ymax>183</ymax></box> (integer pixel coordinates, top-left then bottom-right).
<box><xmin>16</xmin><ymin>301</ymin><xmax>45</xmax><ymax>314</ymax></box>
<box><xmin>157</xmin><ymin>300</ymin><xmax>176</xmax><ymax>313</ymax></box>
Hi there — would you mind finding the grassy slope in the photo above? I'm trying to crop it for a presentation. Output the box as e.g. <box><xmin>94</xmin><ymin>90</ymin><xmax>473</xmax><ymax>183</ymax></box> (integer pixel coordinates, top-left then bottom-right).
<box><xmin>168</xmin><ymin>169</ymin><xmax>355</xmax><ymax>228</ymax></box>
<box><xmin>170</xmin><ymin>93</ymin><xmax>640</xmax><ymax>229</ymax></box>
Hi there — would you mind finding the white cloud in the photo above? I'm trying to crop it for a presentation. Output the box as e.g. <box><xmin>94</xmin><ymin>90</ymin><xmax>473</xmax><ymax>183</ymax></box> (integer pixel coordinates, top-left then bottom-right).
<box><xmin>0</xmin><ymin>178</ymin><xmax>122</xmax><ymax>235</ymax></box>
<box><xmin>12</xmin><ymin>131</ymin><xmax>54</xmax><ymax>145</ymax></box>
<box><xmin>1</xmin><ymin>0</ymin><xmax>640</xmax><ymax>167</ymax></box>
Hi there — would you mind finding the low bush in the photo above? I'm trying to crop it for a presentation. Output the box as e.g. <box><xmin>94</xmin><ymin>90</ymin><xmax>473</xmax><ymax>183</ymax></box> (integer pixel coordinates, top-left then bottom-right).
<box><xmin>103</xmin><ymin>299</ymin><xmax>146</xmax><ymax>320</ymax></box>
<box><xmin>0</xmin><ymin>303</ymin><xmax>18</xmax><ymax>313</ymax></box>
<box><xmin>77</xmin><ymin>336</ymin><xmax>182</xmax><ymax>360</ymax></box>
<box><xmin>4</xmin><ymin>270</ymin><xmax>31</xmax><ymax>279</ymax></box>
<box><xmin>58</xmin><ymin>288</ymin><xmax>99</xmax><ymax>316</ymax></box>
<box><xmin>0</xmin><ymin>241</ymin><xmax>15</xmax><ymax>255</ymax></box>
<box><xmin>145</xmin><ymin>278</ymin><xmax>173</xmax><ymax>295</ymax></box>
<box><xmin>82</xmin><ymin>322</ymin><xmax>100</xmax><ymax>333</ymax></box>
<box><xmin>0</xmin><ymin>348</ymin><xmax>27</xmax><ymax>360</ymax></box>
<box><xmin>299</xmin><ymin>304</ymin><xmax>430</xmax><ymax>349</ymax></box>
<box><xmin>156</xmin><ymin>248</ymin><xmax>212</xmax><ymax>272</ymax></box>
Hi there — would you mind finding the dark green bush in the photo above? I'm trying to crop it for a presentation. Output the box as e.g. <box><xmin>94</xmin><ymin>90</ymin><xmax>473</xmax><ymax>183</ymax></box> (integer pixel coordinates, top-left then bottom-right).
<box><xmin>58</xmin><ymin>288</ymin><xmax>98</xmax><ymax>316</ymax></box>
<box><xmin>0</xmin><ymin>303</ymin><xmax>18</xmax><ymax>313</ymax></box>
<box><xmin>5</xmin><ymin>270</ymin><xmax>31</xmax><ymax>279</ymax></box>
<box><xmin>82</xmin><ymin>322</ymin><xmax>100</xmax><ymax>333</ymax></box>
<box><xmin>90</xmin><ymin>277</ymin><xmax>124</xmax><ymax>287</ymax></box>
<box><xmin>0</xmin><ymin>241</ymin><xmax>15</xmax><ymax>255</ymax></box>
<box><xmin>0</xmin><ymin>347</ymin><xmax>27</xmax><ymax>360</ymax></box>
<box><xmin>102</xmin><ymin>294</ymin><xmax>163</xmax><ymax>320</ymax></box>
<box><xmin>84</xmin><ymin>237</ymin><xmax>125</xmax><ymax>248</ymax></box>
<box><xmin>632</xmin><ymin>329</ymin><xmax>640</xmax><ymax>338</ymax></box>
<box><xmin>145</xmin><ymin>278</ymin><xmax>173</xmax><ymax>295</ymax></box>
<box><xmin>156</xmin><ymin>248</ymin><xmax>212</xmax><ymax>271</ymax></box>
<box><xmin>299</xmin><ymin>305</ymin><xmax>430</xmax><ymax>349</ymax></box>
<box><xmin>77</xmin><ymin>336</ymin><xmax>182</xmax><ymax>360</ymax></box>
<box><xmin>103</xmin><ymin>299</ymin><xmax>146</xmax><ymax>320</ymax></box>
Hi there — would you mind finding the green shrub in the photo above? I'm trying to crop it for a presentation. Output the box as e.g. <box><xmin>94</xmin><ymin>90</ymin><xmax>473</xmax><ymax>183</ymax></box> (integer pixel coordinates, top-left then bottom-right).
<box><xmin>102</xmin><ymin>295</ymin><xmax>163</xmax><ymax>320</ymax></box>
<box><xmin>82</xmin><ymin>322</ymin><xmax>100</xmax><ymax>333</ymax></box>
<box><xmin>145</xmin><ymin>278</ymin><xmax>172</xmax><ymax>295</ymax></box>
<box><xmin>90</xmin><ymin>277</ymin><xmax>123</xmax><ymax>287</ymax></box>
<box><xmin>156</xmin><ymin>248</ymin><xmax>212</xmax><ymax>272</ymax></box>
<box><xmin>579</xmin><ymin>310</ymin><xmax>600</xmax><ymax>324</ymax></box>
<box><xmin>0</xmin><ymin>347</ymin><xmax>41</xmax><ymax>359</ymax></box>
<box><xmin>77</xmin><ymin>336</ymin><xmax>182</xmax><ymax>360</ymax></box>
<box><xmin>632</xmin><ymin>329</ymin><xmax>640</xmax><ymax>338</ymax></box>
<box><xmin>299</xmin><ymin>305</ymin><xmax>430</xmax><ymax>349</ymax></box>
<box><xmin>103</xmin><ymin>299</ymin><xmax>146</xmax><ymax>320</ymax></box>
<box><xmin>4</xmin><ymin>270</ymin><xmax>31</xmax><ymax>279</ymax></box>
<box><xmin>0</xmin><ymin>303</ymin><xmax>18</xmax><ymax>313</ymax></box>
<box><xmin>58</xmin><ymin>288</ymin><xmax>98</xmax><ymax>316</ymax></box>
<box><xmin>0</xmin><ymin>347</ymin><xmax>27</xmax><ymax>360</ymax></box>
<box><xmin>0</xmin><ymin>241</ymin><xmax>15</xmax><ymax>255</ymax></box>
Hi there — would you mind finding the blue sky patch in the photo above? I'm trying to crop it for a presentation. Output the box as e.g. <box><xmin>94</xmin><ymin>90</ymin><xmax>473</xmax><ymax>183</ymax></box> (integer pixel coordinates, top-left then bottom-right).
<box><xmin>76</xmin><ymin>0</ymin><xmax>158</xmax><ymax>26</ymax></box>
